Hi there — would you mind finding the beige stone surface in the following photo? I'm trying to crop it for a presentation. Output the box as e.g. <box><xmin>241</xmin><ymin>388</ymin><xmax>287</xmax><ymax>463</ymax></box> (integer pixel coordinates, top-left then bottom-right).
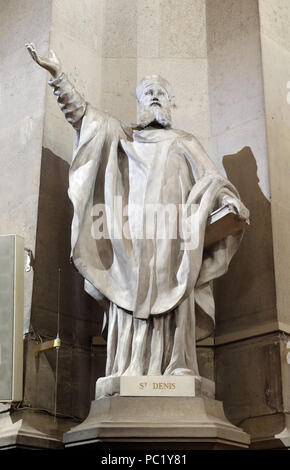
<box><xmin>51</xmin><ymin>0</ymin><xmax>102</xmax><ymax>52</ymax></box>
<box><xmin>259</xmin><ymin>0</ymin><xmax>290</xmax><ymax>51</ymax></box>
<box><xmin>209</xmin><ymin>117</ymin><xmax>269</xmax><ymax>198</ymax></box>
<box><xmin>64</xmin><ymin>396</ymin><xmax>250</xmax><ymax>448</ymax></box>
<box><xmin>207</xmin><ymin>0</ymin><xmax>269</xmax><ymax>198</ymax></box>
<box><xmin>137</xmin><ymin>0</ymin><xmax>160</xmax><ymax>58</ymax></box>
<box><xmin>215</xmin><ymin>332</ymin><xmax>290</xmax><ymax>448</ymax></box>
<box><xmin>206</xmin><ymin>1</ymin><xmax>276</xmax><ymax>345</ymax></box>
<box><xmin>159</xmin><ymin>0</ymin><xmax>206</xmax><ymax>59</ymax></box>
<box><xmin>259</xmin><ymin>0</ymin><xmax>290</xmax><ymax>329</ymax></box>
<box><xmin>101</xmin><ymin>58</ymin><xmax>137</xmax><ymax>122</ymax></box>
<box><xmin>102</xmin><ymin>0</ymin><xmax>137</xmax><ymax>58</ymax></box>
<box><xmin>0</xmin><ymin>0</ymin><xmax>52</xmax><ymax>332</ymax></box>
<box><xmin>270</xmin><ymin>203</ymin><xmax>290</xmax><ymax>325</ymax></box>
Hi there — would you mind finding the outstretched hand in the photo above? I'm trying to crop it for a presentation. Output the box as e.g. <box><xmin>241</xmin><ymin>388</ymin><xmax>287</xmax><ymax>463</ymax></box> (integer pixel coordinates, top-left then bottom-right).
<box><xmin>25</xmin><ymin>42</ymin><xmax>62</xmax><ymax>78</ymax></box>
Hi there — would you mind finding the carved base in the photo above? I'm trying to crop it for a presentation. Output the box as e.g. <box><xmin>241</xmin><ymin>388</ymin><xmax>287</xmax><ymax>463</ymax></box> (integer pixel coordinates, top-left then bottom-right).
<box><xmin>63</xmin><ymin>396</ymin><xmax>250</xmax><ymax>449</ymax></box>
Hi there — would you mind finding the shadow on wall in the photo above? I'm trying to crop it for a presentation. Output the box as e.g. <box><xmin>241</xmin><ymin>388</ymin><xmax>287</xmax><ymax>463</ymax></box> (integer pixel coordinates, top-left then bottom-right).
<box><xmin>214</xmin><ymin>146</ymin><xmax>276</xmax><ymax>337</ymax></box>
<box><xmin>25</xmin><ymin>148</ymin><xmax>106</xmax><ymax>420</ymax></box>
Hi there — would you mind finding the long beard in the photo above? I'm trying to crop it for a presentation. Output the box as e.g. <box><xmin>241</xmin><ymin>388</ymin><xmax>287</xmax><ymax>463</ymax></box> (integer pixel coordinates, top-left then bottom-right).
<box><xmin>138</xmin><ymin>104</ymin><xmax>172</xmax><ymax>128</ymax></box>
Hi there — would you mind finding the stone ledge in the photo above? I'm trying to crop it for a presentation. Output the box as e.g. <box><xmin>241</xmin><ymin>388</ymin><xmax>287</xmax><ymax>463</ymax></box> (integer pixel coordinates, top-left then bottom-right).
<box><xmin>0</xmin><ymin>410</ymin><xmax>76</xmax><ymax>450</ymax></box>
<box><xmin>63</xmin><ymin>396</ymin><xmax>250</xmax><ymax>449</ymax></box>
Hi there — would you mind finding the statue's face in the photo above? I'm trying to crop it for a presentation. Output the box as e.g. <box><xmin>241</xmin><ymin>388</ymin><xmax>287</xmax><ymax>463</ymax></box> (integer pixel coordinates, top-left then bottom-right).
<box><xmin>140</xmin><ymin>84</ymin><xmax>170</xmax><ymax>109</ymax></box>
<box><xmin>138</xmin><ymin>83</ymin><xmax>172</xmax><ymax>128</ymax></box>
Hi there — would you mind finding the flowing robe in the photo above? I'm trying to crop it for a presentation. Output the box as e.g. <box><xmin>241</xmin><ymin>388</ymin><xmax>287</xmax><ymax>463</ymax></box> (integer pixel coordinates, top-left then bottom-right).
<box><xmin>49</xmin><ymin>74</ymin><xmax>245</xmax><ymax>377</ymax></box>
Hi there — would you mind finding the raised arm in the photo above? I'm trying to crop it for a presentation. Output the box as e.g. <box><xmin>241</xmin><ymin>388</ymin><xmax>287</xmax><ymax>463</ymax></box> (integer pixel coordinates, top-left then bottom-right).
<box><xmin>26</xmin><ymin>43</ymin><xmax>86</xmax><ymax>130</ymax></box>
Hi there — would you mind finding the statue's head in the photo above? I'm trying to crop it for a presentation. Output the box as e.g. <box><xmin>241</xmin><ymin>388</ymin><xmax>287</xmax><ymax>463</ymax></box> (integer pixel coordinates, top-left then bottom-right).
<box><xmin>136</xmin><ymin>75</ymin><xmax>174</xmax><ymax>128</ymax></box>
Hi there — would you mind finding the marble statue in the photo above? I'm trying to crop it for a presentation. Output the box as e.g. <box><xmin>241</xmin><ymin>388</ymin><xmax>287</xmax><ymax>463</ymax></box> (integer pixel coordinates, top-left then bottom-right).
<box><xmin>26</xmin><ymin>44</ymin><xmax>249</xmax><ymax>384</ymax></box>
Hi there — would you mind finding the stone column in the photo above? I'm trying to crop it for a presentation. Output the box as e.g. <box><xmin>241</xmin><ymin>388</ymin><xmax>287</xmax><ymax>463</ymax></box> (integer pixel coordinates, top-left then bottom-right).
<box><xmin>206</xmin><ymin>0</ymin><xmax>290</xmax><ymax>449</ymax></box>
<box><xmin>257</xmin><ymin>0</ymin><xmax>290</xmax><ymax>448</ymax></box>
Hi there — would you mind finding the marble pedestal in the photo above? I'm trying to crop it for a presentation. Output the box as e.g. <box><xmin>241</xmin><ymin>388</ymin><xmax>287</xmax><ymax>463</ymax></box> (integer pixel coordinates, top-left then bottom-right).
<box><xmin>63</xmin><ymin>395</ymin><xmax>250</xmax><ymax>450</ymax></box>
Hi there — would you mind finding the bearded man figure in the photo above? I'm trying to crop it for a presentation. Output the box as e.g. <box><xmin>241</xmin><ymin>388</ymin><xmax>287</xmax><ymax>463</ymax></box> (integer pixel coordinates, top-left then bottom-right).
<box><xmin>26</xmin><ymin>44</ymin><xmax>249</xmax><ymax>395</ymax></box>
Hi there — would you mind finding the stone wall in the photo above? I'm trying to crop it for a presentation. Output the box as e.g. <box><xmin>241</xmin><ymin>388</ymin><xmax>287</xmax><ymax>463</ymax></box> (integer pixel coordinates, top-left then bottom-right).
<box><xmin>0</xmin><ymin>0</ymin><xmax>105</xmax><ymax>425</ymax></box>
<box><xmin>259</xmin><ymin>0</ymin><xmax>290</xmax><ymax>332</ymax></box>
<box><xmin>206</xmin><ymin>0</ymin><xmax>276</xmax><ymax>341</ymax></box>
<box><xmin>0</xmin><ymin>0</ymin><xmax>51</xmax><ymax>332</ymax></box>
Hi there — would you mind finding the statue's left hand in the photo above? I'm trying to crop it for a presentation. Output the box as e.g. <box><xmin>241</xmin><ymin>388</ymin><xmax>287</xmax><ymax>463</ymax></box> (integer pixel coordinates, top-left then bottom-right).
<box><xmin>222</xmin><ymin>196</ymin><xmax>250</xmax><ymax>222</ymax></box>
<box><xmin>25</xmin><ymin>42</ymin><xmax>62</xmax><ymax>78</ymax></box>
